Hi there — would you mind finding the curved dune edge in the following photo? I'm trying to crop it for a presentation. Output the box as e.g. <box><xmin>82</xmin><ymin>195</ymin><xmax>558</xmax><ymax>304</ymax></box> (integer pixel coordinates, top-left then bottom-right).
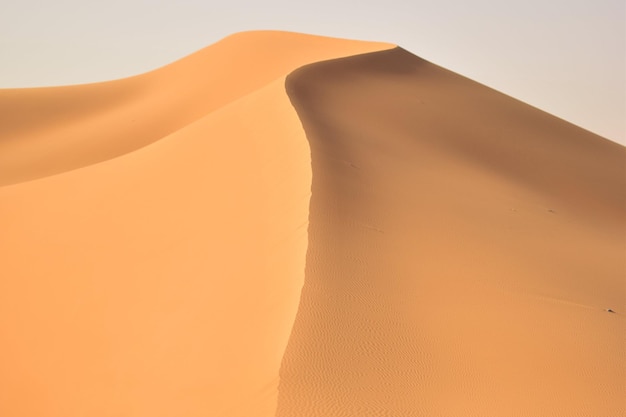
<box><xmin>0</xmin><ymin>31</ymin><xmax>393</xmax><ymax>186</ymax></box>
<box><xmin>0</xmin><ymin>33</ymin><xmax>392</xmax><ymax>417</ymax></box>
<box><xmin>278</xmin><ymin>47</ymin><xmax>625</xmax><ymax>416</ymax></box>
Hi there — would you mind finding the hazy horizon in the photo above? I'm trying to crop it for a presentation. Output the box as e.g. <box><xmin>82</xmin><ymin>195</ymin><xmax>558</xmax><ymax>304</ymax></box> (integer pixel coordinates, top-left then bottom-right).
<box><xmin>1</xmin><ymin>0</ymin><xmax>624</xmax><ymax>144</ymax></box>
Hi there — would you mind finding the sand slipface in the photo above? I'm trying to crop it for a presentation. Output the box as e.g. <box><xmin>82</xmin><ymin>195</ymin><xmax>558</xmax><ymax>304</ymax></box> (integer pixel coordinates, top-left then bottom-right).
<box><xmin>278</xmin><ymin>48</ymin><xmax>625</xmax><ymax>417</ymax></box>
<box><xmin>1</xmin><ymin>31</ymin><xmax>625</xmax><ymax>417</ymax></box>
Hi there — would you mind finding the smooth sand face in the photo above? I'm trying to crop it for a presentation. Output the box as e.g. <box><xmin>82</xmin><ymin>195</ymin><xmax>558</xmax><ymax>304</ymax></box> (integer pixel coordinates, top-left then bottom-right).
<box><xmin>1</xmin><ymin>31</ymin><xmax>624</xmax><ymax>417</ymax></box>
<box><xmin>0</xmin><ymin>79</ymin><xmax>312</xmax><ymax>417</ymax></box>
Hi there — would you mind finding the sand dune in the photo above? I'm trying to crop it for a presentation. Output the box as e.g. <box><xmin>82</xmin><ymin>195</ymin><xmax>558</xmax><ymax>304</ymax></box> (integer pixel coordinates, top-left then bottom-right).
<box><xmin>1</xmin><ymin>31</ymin><xmax>624</xmax><ymax>417</ymax></box>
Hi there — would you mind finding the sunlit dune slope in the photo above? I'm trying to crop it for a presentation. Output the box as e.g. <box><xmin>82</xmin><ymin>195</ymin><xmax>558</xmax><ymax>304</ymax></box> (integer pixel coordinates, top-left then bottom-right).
<box><xmin>0</xmin><ymin>31</ymin><xmax>391</xmax><ymax>186</ymax></box>
<box><xmin>0</xmin><ymin>32</ymin><xmax>391</xmax><ymax>417</ymax></box>
<box><xmin>0</xmin><ymin>78</ymin><xmax>312</xmax><ymax>417</ymax></box>
<box><xmin>277</xmin><ymin>47</ymin><xmax>625</xmax><ymax>417</ymax></box>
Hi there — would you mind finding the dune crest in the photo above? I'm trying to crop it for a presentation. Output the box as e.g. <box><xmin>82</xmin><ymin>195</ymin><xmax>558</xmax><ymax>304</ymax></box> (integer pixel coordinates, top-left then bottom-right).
<box><xmin>0</xmin><ymin>31</ymin><xmax>392</xmax><ymax>186</ymax></box>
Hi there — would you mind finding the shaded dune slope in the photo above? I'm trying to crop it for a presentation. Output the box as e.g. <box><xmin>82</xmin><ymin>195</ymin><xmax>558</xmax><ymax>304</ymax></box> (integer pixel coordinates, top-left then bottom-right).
<box><xmin>278</xmin><ymin>47</ymin><xmax>625</xmax><ymax>416</ymax></box>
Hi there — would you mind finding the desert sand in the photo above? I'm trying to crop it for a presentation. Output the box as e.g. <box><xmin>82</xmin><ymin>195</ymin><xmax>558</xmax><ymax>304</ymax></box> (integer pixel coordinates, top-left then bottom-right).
<box><xmin>0</xmin><ymin>31</ymin><xmax>624</xmax><ymax>417</ymax></box>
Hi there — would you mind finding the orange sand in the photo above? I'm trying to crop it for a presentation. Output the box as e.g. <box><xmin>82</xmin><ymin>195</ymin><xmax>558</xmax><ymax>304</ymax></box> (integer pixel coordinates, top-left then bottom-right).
<box><xmin>0</xmin><ymin>31</ymin><xmax>624</xmax><ymax>417</ymax></box>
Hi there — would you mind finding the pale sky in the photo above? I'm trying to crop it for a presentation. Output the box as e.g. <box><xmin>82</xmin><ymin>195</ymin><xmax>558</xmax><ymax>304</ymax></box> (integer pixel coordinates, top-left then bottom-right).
<box><xmin>1</xmin><ymin>0</ymin><xmax>624</xmax><ymax>144</ymax></box>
